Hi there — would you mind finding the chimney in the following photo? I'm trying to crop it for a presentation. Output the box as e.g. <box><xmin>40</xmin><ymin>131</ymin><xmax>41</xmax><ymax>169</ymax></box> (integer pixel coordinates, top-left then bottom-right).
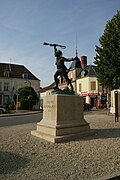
<box><xmin>80</xmin><ymin>56</ymin><xmax>87</xmax><ymax>69</ymax></box>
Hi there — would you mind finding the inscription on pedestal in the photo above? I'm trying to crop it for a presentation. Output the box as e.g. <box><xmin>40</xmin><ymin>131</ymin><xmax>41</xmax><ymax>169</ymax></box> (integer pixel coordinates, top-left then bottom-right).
<box><xmin>43</xmin><ymin>98</ymin><xmax>57</xmax><ymax>121</ymax></box>
<box><xmin>44</xmin><ymin>100</ymin><xmax>56</xmax><ymax>112</ymax></box>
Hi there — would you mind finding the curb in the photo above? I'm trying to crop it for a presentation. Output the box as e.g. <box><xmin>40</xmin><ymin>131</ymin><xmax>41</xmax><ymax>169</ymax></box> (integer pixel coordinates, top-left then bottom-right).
<box><xmin>94</xmin><ymin>173</ymin><xmax>120</xmax><ymax>180</ymax></box>
<box><xmin>0</xmin><ymin>111</ymin><xmax>42</xmax><ymax>117</ymax></box>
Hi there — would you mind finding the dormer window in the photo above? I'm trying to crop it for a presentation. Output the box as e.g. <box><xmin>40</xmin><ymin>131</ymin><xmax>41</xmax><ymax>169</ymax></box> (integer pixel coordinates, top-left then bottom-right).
<box><xmin>22</xmin><ymin>73</ymin><xmax>28</xmax><ymax>79</ymax></box>
<box><xmin>4</xmin><ymin>71</ymin><xmax>10</xmax><ymax>77</ymax></box>
<box><xmin>4</xmin><ymin>64</ymin><xmax>12</xmax><ymax>78</ymax></box>
<box><xmin>81</xmin><ymin>70</ymin><xmax>85</xmax><ymax>77</ymax></box>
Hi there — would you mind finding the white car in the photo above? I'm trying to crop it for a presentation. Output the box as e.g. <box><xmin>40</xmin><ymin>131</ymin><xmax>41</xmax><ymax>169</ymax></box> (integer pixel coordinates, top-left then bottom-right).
<box><xmin>0</xmin><ymin>106</ymin><xmax>6</xmax><ymax>114</ymax></box>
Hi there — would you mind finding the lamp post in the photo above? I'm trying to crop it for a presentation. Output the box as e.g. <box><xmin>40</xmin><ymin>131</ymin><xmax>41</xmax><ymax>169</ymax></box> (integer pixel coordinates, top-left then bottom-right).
<box><xmin>25</xmin><ymin>80</ymin><xmax>31</xmax><ymax>110</ymax></box>
<box><xmin>16</xmin><ymin>92</ymin><xmax>19</xmax><ymax>112</ymax></box>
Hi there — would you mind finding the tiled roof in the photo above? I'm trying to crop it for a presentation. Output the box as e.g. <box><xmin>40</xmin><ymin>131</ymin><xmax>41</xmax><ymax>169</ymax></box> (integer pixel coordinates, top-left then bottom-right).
<box><xmin>0</xmin><ymin>63</ymin><xmax>40</xmax><ymax>80</ymax></box>
<box><xmin>77</xmin><ymin>65</ymin><xmax>97</xmax><ymax>78</ymax></box>
<box><xmin>84</xmin><ymin>65</ymin><xmax>97</xmax><ymax>76</ymax></box>
<box><xmin>40</xmin><ymin>82</ymin><xmax>55</xmax><ymax>92</ymax></box>
<box><xmin>69</xmin><ymin>56</ymin><xmax>81</xmax><ymax>69</ymax></box>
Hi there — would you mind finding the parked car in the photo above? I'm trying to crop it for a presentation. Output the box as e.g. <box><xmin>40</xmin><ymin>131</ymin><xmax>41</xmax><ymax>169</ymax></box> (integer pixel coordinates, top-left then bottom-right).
<box><xmin>0</xmin><ymin>105</ymin><xmax>6</xmax><ymax>114</ymax></box>
<box><xmin>83</xmin><ymin>103</ymin><xmax>93</xmax><ymax>111</ymax></box>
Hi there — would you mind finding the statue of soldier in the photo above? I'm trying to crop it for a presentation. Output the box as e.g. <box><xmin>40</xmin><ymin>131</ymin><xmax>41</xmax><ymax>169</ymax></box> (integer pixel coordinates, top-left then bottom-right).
<box><xmin>53</xmin><ymin>45</ymin><xmax>74</xmax><ymax>91</ymax></box>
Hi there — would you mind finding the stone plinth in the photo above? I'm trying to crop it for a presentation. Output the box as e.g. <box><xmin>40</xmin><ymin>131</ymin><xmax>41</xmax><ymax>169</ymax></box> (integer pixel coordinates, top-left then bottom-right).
<box><xmin>31</xmin><ymin>94</ymin><xmax>93</xmax><ymax>143</ymax></box>
<box><xmin>110</xmin><ymin>89</ymin><xmax>120</xmax><ymax>116</ymax></box>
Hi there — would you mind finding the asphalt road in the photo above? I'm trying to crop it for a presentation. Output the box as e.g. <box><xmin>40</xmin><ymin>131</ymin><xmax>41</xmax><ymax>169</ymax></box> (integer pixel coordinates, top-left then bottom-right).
<box><xmin>0</xmin><ymin>113</ymin><xmax>43</xmax><ymax>127</ymax></box>
<box><xmin>0</xmin><ymin>109</ymin><xmax>111</xmax><ymax>128</ymax></box>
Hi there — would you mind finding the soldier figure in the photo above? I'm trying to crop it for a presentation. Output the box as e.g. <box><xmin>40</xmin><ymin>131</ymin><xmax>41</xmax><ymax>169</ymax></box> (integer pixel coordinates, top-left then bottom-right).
<box><xmin>53</xmin><ymin>46</ymin><xmax>74</xmax><ymax>91</ymax></box>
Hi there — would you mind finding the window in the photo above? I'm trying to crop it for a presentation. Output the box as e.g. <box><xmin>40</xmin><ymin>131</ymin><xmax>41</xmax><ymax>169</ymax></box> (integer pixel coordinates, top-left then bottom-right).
<box><xmin>3</xmin><ymin>95</ymin><xmax>9</xmax><ymax>103</ymax></box>
<box><xmin>81</xmin><ymin>70</ymin><xmax>85</xmax><ymax>77</ymax></box>
<box><xmin>79</xmin><ymin>83</ymin><xmax>82</xmax><ymax>92</ymax></box>
<box><xmin>4</xmin><ymin>71</ymin><xmax>10</xmax><ymax>77</ymax></box>
<box><xmin>4</xmin><ymin>82</ymin><xmax>9</xmax><ymax>91</ymax></box>
<box><xmin>91</xmin><ymin>82</ymin><xmax>96</xmax><ymax>90</ymax></box>
<box><xmin>22</xmin><ymin>73</ymin><xmax>28</xmax><ymax>79</ymax></box>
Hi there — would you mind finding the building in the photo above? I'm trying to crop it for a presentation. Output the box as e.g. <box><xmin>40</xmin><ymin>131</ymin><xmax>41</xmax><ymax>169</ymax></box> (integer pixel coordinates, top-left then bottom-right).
<box><xmin>0</xmin><ymin>63</ymin><xmax>40</xmax><ymax>105</ymax></box>
<box><xmin>72</xmin><ymin>56</ymin><xmax>107</xmax><ymax>108</ymax></box>
<box><xmin>55</xmin><ymin>55</ymin><xmax>107</xmax><ymax>108</ymax></box>
<box><xmin>77</xmin><ymin>64</ymin><xmax>100</xmax><ymax>107</ymax></box>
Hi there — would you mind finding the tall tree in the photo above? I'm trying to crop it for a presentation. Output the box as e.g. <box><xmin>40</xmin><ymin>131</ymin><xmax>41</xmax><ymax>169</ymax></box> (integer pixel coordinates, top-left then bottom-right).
<box><xmin>94</xmin><ymin>10</ymin><xmax>120</xmax><ymax>90</ymax></box>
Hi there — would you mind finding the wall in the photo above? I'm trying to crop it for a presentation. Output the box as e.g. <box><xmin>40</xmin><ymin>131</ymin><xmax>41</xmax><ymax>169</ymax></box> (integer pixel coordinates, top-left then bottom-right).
<box><xmin>0</xmin><ymin>77</ymin><xmax>40</xmax><ymax>104</ymax></box>
<box><xmin>77</xmin><ymin>77</ymin><xmax>99</xmax><ymax>94</ymax></box>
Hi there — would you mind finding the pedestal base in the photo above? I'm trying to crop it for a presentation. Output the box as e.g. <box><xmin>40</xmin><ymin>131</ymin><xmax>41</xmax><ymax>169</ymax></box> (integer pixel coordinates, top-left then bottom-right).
<box><xmin>31</xmin><ymin>94</ymin><xmax>94</xmax><ymax>143</ymax></box>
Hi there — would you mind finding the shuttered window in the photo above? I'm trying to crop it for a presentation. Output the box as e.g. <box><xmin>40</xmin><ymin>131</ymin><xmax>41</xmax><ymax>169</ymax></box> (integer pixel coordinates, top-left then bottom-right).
<box><xmin>91</xmin><ymin>82</ymin><xmax>96</xmax><ymax>90</ymax></box>
<box><xmin>79</xmin><ymin>83</ymin><xmax>82</xmax><ymax>92</ymax></box>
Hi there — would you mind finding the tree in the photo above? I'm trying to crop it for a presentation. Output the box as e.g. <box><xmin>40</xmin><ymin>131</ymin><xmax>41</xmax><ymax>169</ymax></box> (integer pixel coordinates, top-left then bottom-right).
<box><xmin>94</xmin><ymin>10</ymin><xmax>120</xmax><ymax>91</ymax></box>
<box><xmin>14</xmin><ymin>86</ymin><xmax>39</xmax><ymax>110</ymax></box>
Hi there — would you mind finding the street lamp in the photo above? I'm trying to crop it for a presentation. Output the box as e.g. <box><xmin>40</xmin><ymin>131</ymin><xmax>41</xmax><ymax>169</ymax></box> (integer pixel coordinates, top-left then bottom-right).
<box><xmin>25</xmin><ymin>80</ymin><xmax>31</xmax><ymax>110</ymax></box>
<box><xmin>16</xmin><ymin>92</ymin><xmax>19</xmax><ymax>112</ymax></box>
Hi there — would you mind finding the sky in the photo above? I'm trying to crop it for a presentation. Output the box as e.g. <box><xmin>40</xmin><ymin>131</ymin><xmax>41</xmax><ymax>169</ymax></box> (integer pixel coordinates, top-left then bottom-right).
<box><xmin>0</xmin><ymin>0</ymin><xmax>119</xmax><ymax>87</ymax></box>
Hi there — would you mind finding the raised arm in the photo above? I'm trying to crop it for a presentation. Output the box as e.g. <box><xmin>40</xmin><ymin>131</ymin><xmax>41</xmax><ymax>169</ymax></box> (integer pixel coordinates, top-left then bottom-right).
<box><xmin>54</xmin><ymin>46</ymin><xmax>58</xmax><ymax>57</ymax></box>
<box><xmin>62</xmin><ymin>57</ymin><xmax>75</xmax><ymax>62</ymax></box>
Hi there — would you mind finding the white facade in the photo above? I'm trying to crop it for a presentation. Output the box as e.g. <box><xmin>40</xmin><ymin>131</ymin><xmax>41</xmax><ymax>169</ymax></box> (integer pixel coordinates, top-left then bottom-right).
<box><xmin>0</xmin><ymin>63</ymin><xmax>40</xmax><ymax>105</ymax></box>
<box><xmin>0</xmin><ymin>77</ymin><xmax>40</xmax><ymax>105</ymax></box>
<box><xmin>77</xmin><ymin>77</ymin><xmax>99</xmax><ymax>94</ymax></box>
<box><xmin>76</xmin><ymin>76</ymin><xmax>106</xmax><ymax>108</ymax></box>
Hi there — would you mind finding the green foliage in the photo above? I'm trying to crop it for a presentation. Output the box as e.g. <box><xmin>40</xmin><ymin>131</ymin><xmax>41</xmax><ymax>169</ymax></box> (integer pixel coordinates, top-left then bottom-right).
<box><xmin>4</xmin><ymin>101</ymin><xmax>15</xmax><ymax>110</ymax></box>
<box><xmin>16</xmin><ymin>86</ymin><xmax>39</xmax><ymax>110</ymax></box>
<box><xmin>94</xmin><ymin>10</ymin><xmax>120</xmax><ymax>90</ymax></box>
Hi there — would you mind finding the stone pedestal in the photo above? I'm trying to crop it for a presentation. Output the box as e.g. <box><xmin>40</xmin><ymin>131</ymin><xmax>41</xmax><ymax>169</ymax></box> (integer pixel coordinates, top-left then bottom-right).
<box><xmin>31</xmin><ymin>94</ymin><xmax>93</xmax><ymax>143</ymax></box>
<box><xmin>110</xmin><ymin>89</ymin><xmax>120</xmax><ymax>116</ymax></box>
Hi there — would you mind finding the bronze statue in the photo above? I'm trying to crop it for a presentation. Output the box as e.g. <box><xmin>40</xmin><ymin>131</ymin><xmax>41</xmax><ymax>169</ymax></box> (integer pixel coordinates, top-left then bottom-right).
<box><xmin>43</xmin><ymin>42</ymin><xmax>74</xmax><ymax>92</ymax></box>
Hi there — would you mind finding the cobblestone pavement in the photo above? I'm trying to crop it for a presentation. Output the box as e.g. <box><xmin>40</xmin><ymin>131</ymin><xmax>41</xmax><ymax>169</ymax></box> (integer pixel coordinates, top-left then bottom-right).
<box><xmin>0</xmin><ymin>110</ymin><xmax>120</xmax><ymax>180</ymax></box>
